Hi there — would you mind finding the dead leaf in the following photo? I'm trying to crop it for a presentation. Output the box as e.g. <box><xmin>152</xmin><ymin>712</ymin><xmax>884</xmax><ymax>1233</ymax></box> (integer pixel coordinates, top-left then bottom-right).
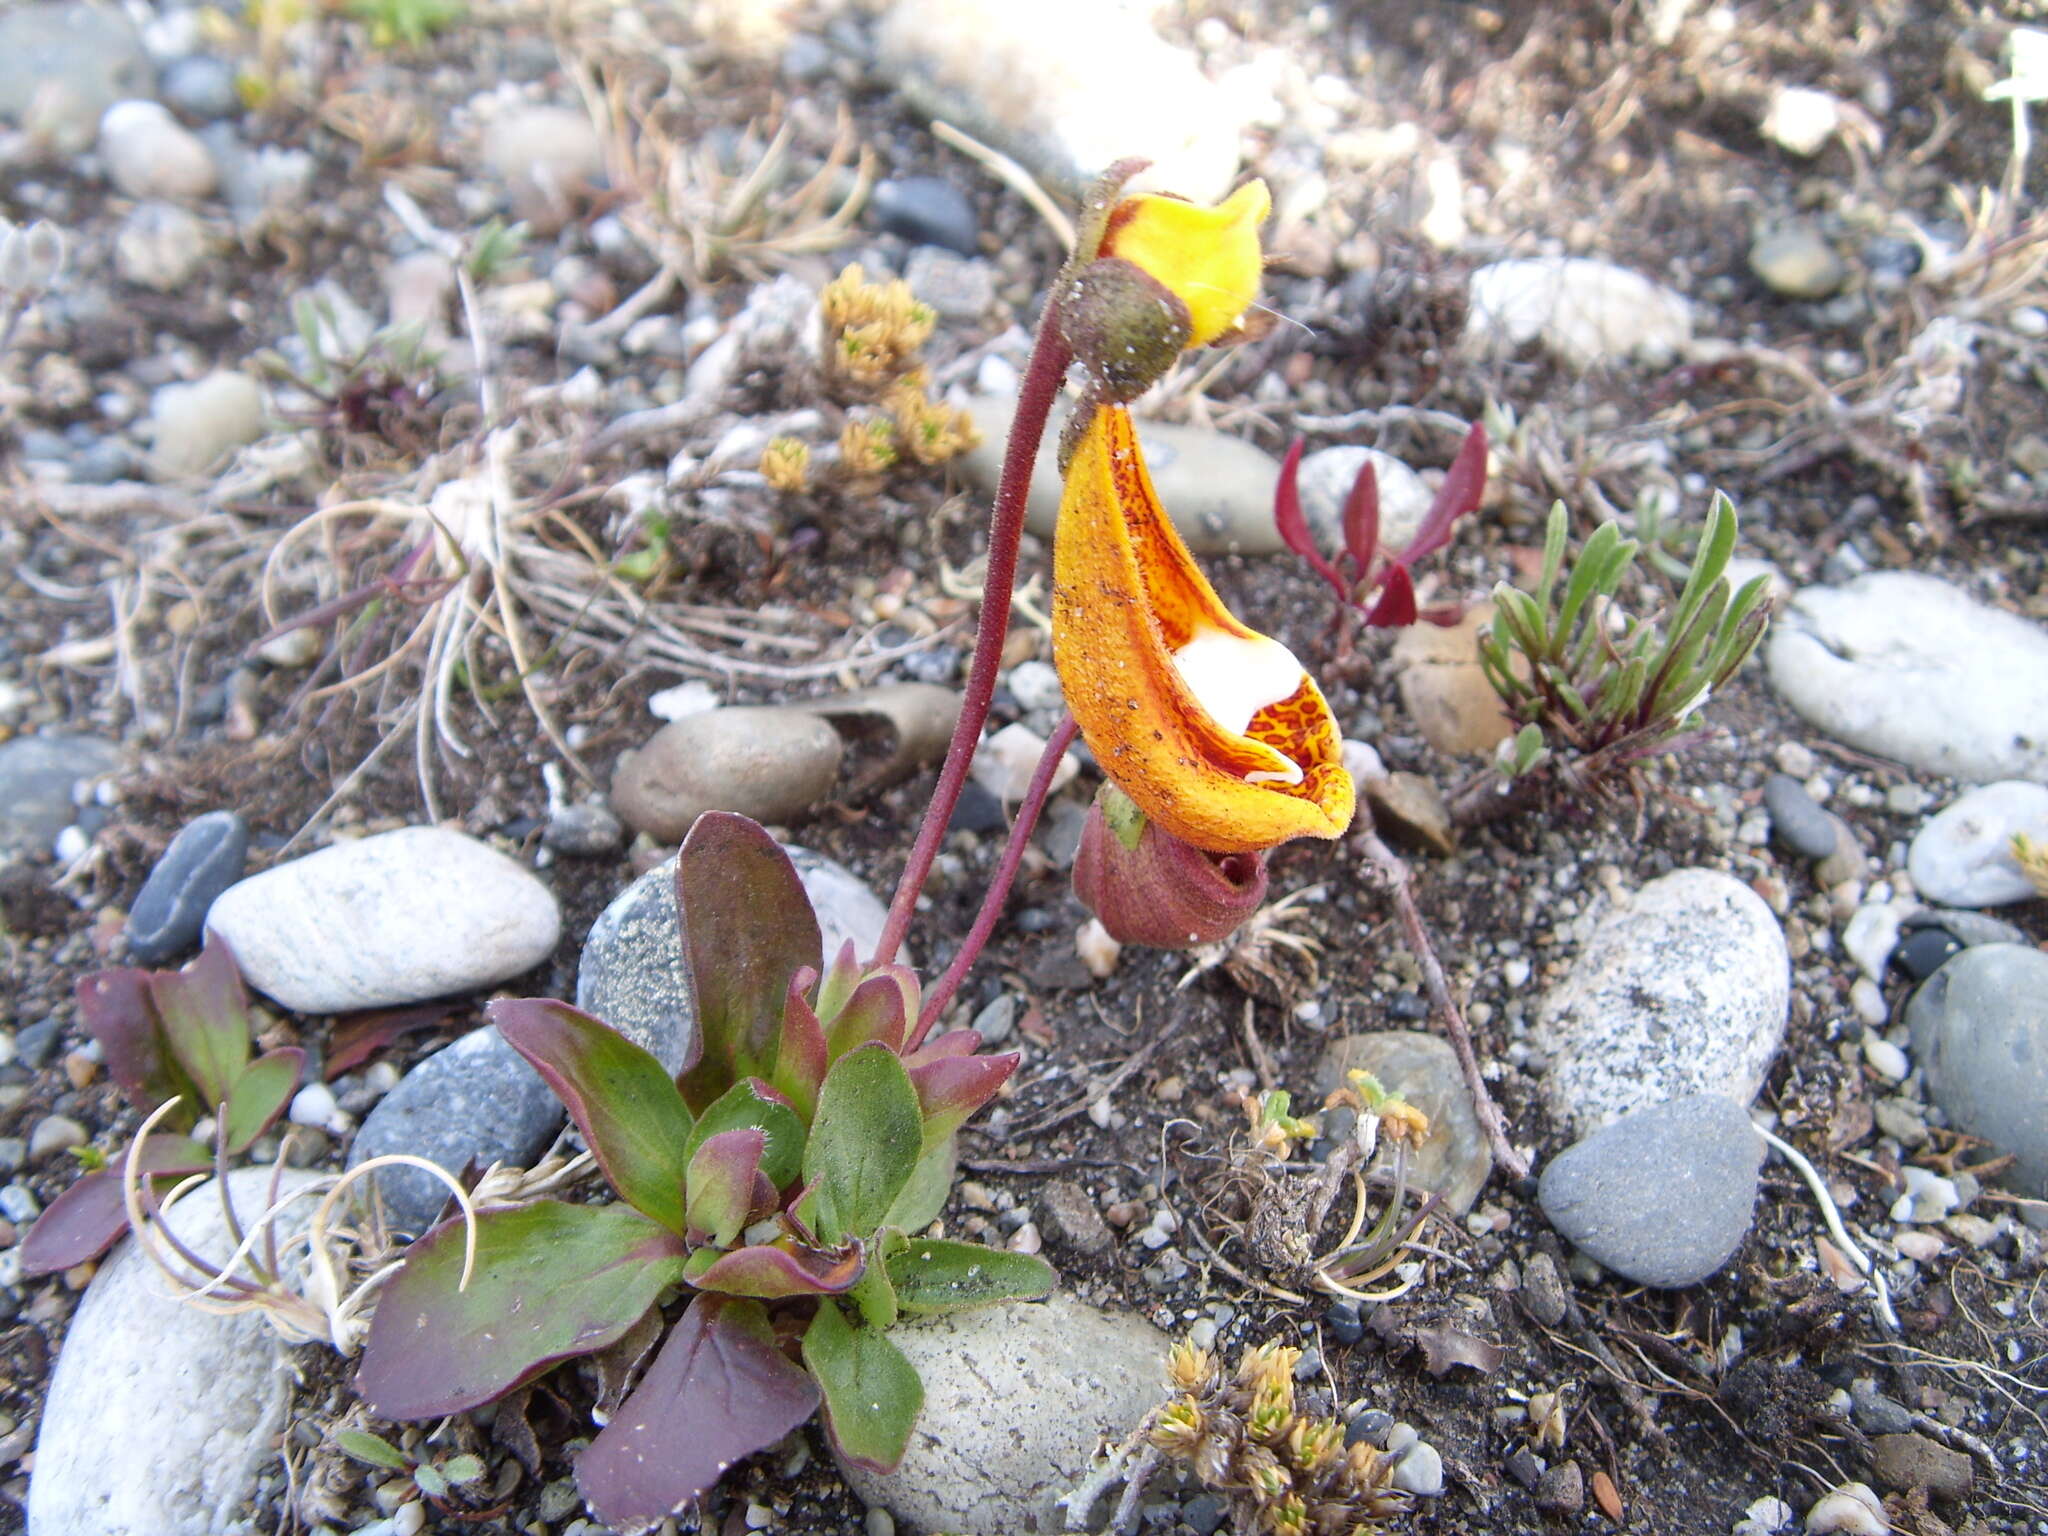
<box><xmin>1592</xmin><ymin>1468</ymin><xmax>1623</xmax><ymax>1522</ymax></box>
<box><xmin>1412</xmin><ymin>1324</ymin><xmax>1505</xmax><ymax>1377</ymax></box>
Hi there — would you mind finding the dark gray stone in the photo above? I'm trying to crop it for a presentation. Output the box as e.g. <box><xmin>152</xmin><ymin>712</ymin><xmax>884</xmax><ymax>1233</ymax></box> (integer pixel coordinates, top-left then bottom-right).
<box><xmin>1763</xmin><ymin>774</ymin><xmax>1837</xmax><ymax>860</ymax></box>
<box><xmin>869</xmin><ymin>176</ymin><xmax>978</xmax><ymax>256</ymax></box>
<box><xmin>1849</xmin><ymin>1379</ymin><xmax>1914</xmax><ymax>1436</ymax></box>
<box><xmin>15</xmin><ymin>1017</ymin><xmax>64</xmax><ymax>1070</ymax></box>
<box><xmin>575</xmin><ymin>845</ymin><xmax>892</xmax><ymax>1073</ymax></box>
<box><xmin>1892</xmin><ymin>925</ymin><xmax>1961</xmax><ymax>982</ymax></box>
<box><xmin>1905</xmin><ymin>944</ymin><xmax>2048</xmax><ymax>1206</ymax></box>
<box><xmin>541</xmin><ymin>801</ymin><xmax>624</xmax><ymax>857</ymax></box>
<box><xmin>0</xmin><ymin>735</ymin><xmax>120</xmax><ymax>858</ymax></box>
<box><xmin>1181</xmin><ymin>1493</ymin><xmax>1227</xmax><ymax>1536</ymax></box>
<box><xmin>126</xmin><ymin>810</ymin><xmax>248</xmax><ymax>964</ymax></box>
<box><xmin>1901</xmin><ymin>908</ymin><xmax>2030</xmax><ymax>950</ymax></box>
<box><xmin>347</xmin><ymin>1026</ymin><xmax>563</xmax><ymax>1236</ymax></box>
<box><xmin>947</xmin><ymin>779</ymin><xmax>1007</xmax><ymax>834</ymax></box>
<box><xmin>1323</xmin><ymin>1297</ymin><xmax>1364</xmax><ymax>1345</ymax></box>
<box><xmin>158</xmin><ymin>54</ymin><xmax>239</xmax><ymax>121</ymax></box>
<box><xmin>1538</xmin><ymin>1093</ymin><xmax>1764</xmax><ymax>1287</ymax></box>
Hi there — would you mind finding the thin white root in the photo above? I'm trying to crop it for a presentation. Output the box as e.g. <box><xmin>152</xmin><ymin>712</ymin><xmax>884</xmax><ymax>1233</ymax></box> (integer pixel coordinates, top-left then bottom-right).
<box><xmin>1755</xmin><ymin>1124</ymin><xmax>1900</xmax><ymax>1335</ymax></box>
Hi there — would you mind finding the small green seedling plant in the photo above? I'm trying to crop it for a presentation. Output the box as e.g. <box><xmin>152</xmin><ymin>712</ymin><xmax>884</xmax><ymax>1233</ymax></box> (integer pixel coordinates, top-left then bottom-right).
<box><xmin>1474</xmin><ymin>492</ymin><xmax>1771</xmax><ymax>805</ymax></box>
<box><xmin>353</xmin><ymin>812</ymin><xmax>1054</xmax><ymax>1532</ymax></box>
<box><xmin>19</xmin><ymin>935</ymin><xmax>304</xmax><ymax>1276</ymax></box>
<box><xmin>331</xmin><ymin>1426</ymin><xmax>487</xmax><ymax>1511</ymax></box>
<box><xmin>344</xmin><ymin>0</ymin><xmax>465</xmax><ymax>50</ymax></box>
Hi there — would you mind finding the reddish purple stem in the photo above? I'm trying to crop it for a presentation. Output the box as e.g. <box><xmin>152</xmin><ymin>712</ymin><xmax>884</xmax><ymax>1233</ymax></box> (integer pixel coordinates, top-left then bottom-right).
<box><xmin>911</xmin><ymin>714</ymin><xmax>1081</xmax><ymax>1047</ymax></box>
<box><xmin>871</xmin><ymin>319</ymin><xmax>1075</xmax><ymax>969</ymax></box>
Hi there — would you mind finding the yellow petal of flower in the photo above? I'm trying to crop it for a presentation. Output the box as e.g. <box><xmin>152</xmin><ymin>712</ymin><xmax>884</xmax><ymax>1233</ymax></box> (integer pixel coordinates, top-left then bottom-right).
<box><xmin>1099</xmin><ymin>180</ymin><xmax>1270</xmax><ymax>348</ymax></box>
<box><xmin>1052</xmin><ymin>405</ymin><xmax>1354</xmax><ymax>854</ymax></box>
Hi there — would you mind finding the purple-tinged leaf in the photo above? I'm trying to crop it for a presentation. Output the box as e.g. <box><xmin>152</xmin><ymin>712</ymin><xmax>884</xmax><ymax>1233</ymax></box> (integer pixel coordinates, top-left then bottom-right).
<box><xmin>1341</xmin><ymin>453</ymin><xmax>1382</xmax><ymax>585</ymax></box>
<box><xmin>686</xmin><ymin>1128</ymin><xmax>765</xmax><ymax>1250</ymax></box>
<box><xmin>1396</xmin><ymin>420</ymin><xmax>1487</xmax><ymax>567</ymax></box>
<box><xmin>813</xmin><ymin>940</ymin><xmax>861</xmax><ymax>1025</ymax></box>
<box><xmin>802</xmin><ymin>1044</ymin><xmax>923</xmax><ymax>1244</ymax></box>
<box><xmin>221</xmin><ymin>1047</ymin><xmax>304</xmax><ymax>1154</ymax></box>
<box><xmin>149</xmin><ymin>934</ymin><xmax>251</xmax><ymax>1109</ymax></box>
<box><xmin>908</xmin><ymin>1051</ymin><xmax>1018</xmax><ymax>1150</ymax></box>
<box><xmin>771</xmin><ymin>978</ymin><xmax>828</xmax><ymax>1123</ymax></box>
<box><xmin>324</xmin><ymin>1003</ymin><xmax>456</xmax><ymax>1079</ymax></box>
<box><xmin>17</xmin><ymin>1135</ymin><xmax>212</xmax><ymax>1276</ymax></box>
<box><xmin>683</xmin><ymin>1238</ymin><xmax>865</xmax><ymax>1298</ymax></box>
<box><xmin>492</xmin><ymin>999</ymin><xmax>696</xmax><ymax>1234</ymax></box>
<box><xmin>357</xmin><ymin>1200</ymin><xmax>686</xmax><ymax>1418</ymax></box>
<box><xmin>1416</xmin><ymin>602</ymin><xmax>1467</xmax><ymax>628</ymax></box>
<box><xmin>684</xmin><ymin>1079</ymin><xmax>805</xmax><ymax>1191</ymax></box>
<box><xmin>885</xmin><ymin>1237</ymin><xmax>1056</xmax><ymax>1314</ymax></box>
<box><xmin>578</xmin><ymin>1296</ymin><xmax>819</xmax><ymax>1532</ymax></box>
<box><xmin>902</xmin><ymin>1028</ymin><xmax>981</xmax><ymax>1068</ymax></box>
<box><xmin>676</xmin><ymin>814</ymin><xmax>822</xmax><ymax>1113</ymax></box>
<box><xmin>1272</xmin><ymin>438</ymin><xmax>1350</xmax><ymax>601</ymax></box>
<box><xmin>76</xmin><ymin>968</ymin><xmax>192</xmax><ymax>1123</ymax></box>
<box><xmin>823</xmin><ymin>974</ymin><xmax>909</xmax><ymax>1060</ymax></box>
<box><xmin>802</xmin><ymin>1300</ymin><xmax>923</xmax><ymax>1473</ymax></box>
<box><xmin>1364</xmin><ymin>562</ymin><xmax>1419</xmax><ymax>629</ymax></box>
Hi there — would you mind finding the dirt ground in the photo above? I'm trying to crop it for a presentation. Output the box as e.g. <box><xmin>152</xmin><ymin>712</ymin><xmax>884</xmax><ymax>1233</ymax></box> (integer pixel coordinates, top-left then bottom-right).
<box><xmin>2</xmin><ymin>1</ymin><xmax>2045</xmax><ymax>1533</ymax></box>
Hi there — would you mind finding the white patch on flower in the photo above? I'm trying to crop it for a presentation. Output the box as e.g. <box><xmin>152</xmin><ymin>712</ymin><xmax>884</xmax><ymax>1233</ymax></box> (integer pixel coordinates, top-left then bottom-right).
<box><xmin>1171</xmin><ymin>628</ymin><xmax>1306</xmax><ymax>785</ymax></box>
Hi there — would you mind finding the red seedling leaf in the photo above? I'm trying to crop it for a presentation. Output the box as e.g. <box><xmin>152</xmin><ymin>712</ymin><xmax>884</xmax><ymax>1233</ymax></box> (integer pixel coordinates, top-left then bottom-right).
<box><xmin>908</xmin><ymin>1051</ymin><xmax>1018</xmax><ymax>1149</ymax></box>
<box><xmin>325</xmin><ymin>1004</ymin><xmax>455</xmax><ymax>1079</ymax></box>
<box><xmin>1396</xmin><ymin>420</ymin><xmax>1487</xmax><ymax>567</ymax></box>
<box><xmin>1341</xmin><ymin>453</ymin><xmax>1382</xmax><ymax>582</ymax></box>
<box><xmin>1272</xmin><ymin>437</ymin><xmax>1350</xmax><ymax>601</ymax></box>
<box><xmin>578</xmin><ymin>1295</ymin><xmax>820</xmax><ymax>1531</ymax></box>
<box><xmin>771</xmin><ymin>977</ymin><xmax>829</xmax><ymax>1123</ymax></box>
<box><xmin>1363</xmin><ymin>562</ymin><xmax>1419</xmax><ymax>628</ymax></box>
<box><xmin>492</xmin><ymin>998</ymin><xmax>696</xmax><ymax>1235</ymax></box>
<box><xmin>675</xmin><ymin>814</ymin><xmax>822</xmax><ymax>1113</ymax></box>
<box><xmin>149</xmin><ymin>933</ymin><xmax>251</xmax><ymax>1109</ymax></box>
<box><xmin>902</xmin><ymin>1028</ymin><xmax>981</xmax><ymax>1067</ymax></box>
<box><xmin>683</xmin><ymin>1238</ymin><xmax>866</xmax><ymax>1299</ymax></box>
<box><xmin>17</xmin><ymin>1135</ymin><xmax>212</xmax><ymax>1276</ymax></box>
<box><xmin>76</xmin><ymin>967</ymin><xmax>191</xmax><ymax>1122</ymax></box>
<box><xmin>823</xmin><ymin>974</ymin><xmax>909</xmax><ymax>1060</ymax></box>
<box><xmin>357</xmin><ymin>1200</ymin><xmax>686</xmax><ymax>1419</ymax></box>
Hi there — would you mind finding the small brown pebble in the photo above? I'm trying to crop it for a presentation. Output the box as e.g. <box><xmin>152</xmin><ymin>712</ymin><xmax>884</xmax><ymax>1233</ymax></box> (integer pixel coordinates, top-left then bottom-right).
<box><xmin>1871</xmin><ymin>1433</ymin><xmax>1973</xmax><ymax>1500</ymax></box>
<box><xmin>1152</xmin><ymin>1074</ymin><xmax>1184</xmax><ymax>1103</ymax></box>
<box><xmin>0</xmin><ymin>1219</ymin><xmax>16</xmax><ymax>1246</ymax></box>
<box><xmin>1104</xmin><ymin>1200</ymin><xmax>1145</xmax><ymax>1229</ymax></box>
<box><xmin>62</xmin><ymin>1051</ymin><xmax>97</xmax><ymax>1090</ymax></box>
<box><xmin>1535</xmin><ymin>1461</ymin><xmax>1584</xmax><ymax>1515</ymax></box>
<box><xmin>1591</xmin><ymin>1469</ymin><xmax>1623</xmax><ymax>1522</ymax></box>
<box><xmin>1036</xmin><ymin>1180</ymin><xmax>1113</xmax><ymax>1255</ymax></box>
<box><xmin>62</xmin><ymin>1261</ymin><xmax>95</xmax><ymax>1291</ymax></box>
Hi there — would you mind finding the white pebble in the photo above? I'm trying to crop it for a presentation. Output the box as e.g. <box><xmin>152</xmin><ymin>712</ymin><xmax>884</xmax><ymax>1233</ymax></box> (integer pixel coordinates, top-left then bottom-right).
<box><xmin>394</xmin><ymin>1500</ymin><xmax>427</xmax><ymax>1536</ymax></box>
<box><xmin>1893</xmin><ymin>1229</ymin><xmax>1944</xmax><ymax>1262</ymax></box>
<box><xmin>288</xmin><ymin>1081</ymin><xmax>353</xmax><ymax>1136</ymax></box>
<box><xmin>1075</xmin><ymin>917</ymin><xmax>1121</xmax><ymax>979</ymax></box>
<box><xmin>1804</xmin><ymin>1482</ymin><xmax>1888</xmax><ymax>1535</ymax></box>
<box><xmin>1848</xmin><ymin>977</ymin><xmax>1887</xmax><ymax>1026</ymax></box>
<box><xmin>1734</xmin><ymin>1494</ymin><xmax>1795</xmax><ymax>1535</ymax></box>
<box><xmin>1861</xmin><ymin>1035</ymin><xmax>1908</xmax><ymax>1082</ymax></box>
<box><xmin>1890</xmin><ymin>1165</ymin><xmax>1959</xmax><ymax>1225</ymax></box>
<box><xmin>1391</xmin><ymin>1439</ymin><xmax>1444</xmax><ymax>1497</ymax></box>
<box><xmin>648</xmin><ymin>680</ymin><xmax>721</xmax><ymax>721</ymax></box>
<box><xmin>30</xmin><ymin>1114</ymin><xmax>88</xmax><ymax>1160</ymax></box>
<box><xmin>53</xmin><ymin>825</ymin><xmax>90</xmax><ymax>862</ymax></box>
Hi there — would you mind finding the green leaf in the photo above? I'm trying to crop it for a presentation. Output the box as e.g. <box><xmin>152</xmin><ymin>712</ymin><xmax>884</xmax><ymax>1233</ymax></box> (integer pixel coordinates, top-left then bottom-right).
<box><xmin>492</xmin><ymin>999</ymin><xmax>696</xmax><ymax>1234</ymax></box>
<box><xmin>148</xmin><ymin>934</ymin><xmax>252</xmax><ymax>1110</ymax></box>
<box><xmin>684</xmin><ymin>1079</ymin><xmax>806</xmax><ymax>1192</ymax></box>
<box><xmin>357</xmin><ymin>1200</ymin><xmax>686</xmax><ymax>1418</ymax></box>
<box><xmin>412</xmin><ymin>1462</ymin><xmax>448</xmax><ymax>1498</ymax></box>
<box><xmin>676</xmin><ymin>814</ymin><xmax>823</xmax><ymax>1112</ymax></box>
<box><xmin>334</xmin><ymin>1429</ymin><xmax>411</xmax><ymax>1473</ymax></box>
<box><xmin>1534</xmin><ymin>501</ymin><xmax>1569</xmax><ymax>610</ymax></box>
<box><xmin>802</xmin><ymin>1045</ymin><xmax>923</xmax><ymax>1244</ymax></box>
<box><xmin>801</xmin><ymin>1301</ymin><xmax>923</xmax><ymax>1473</ymax></box>
<box><xmin>882</xmin><ymin>1136</ymin><xmax>956</xmax><ymax>1234</ymax></box>
<box><xmin>221</xmin><ymin>1048</ymin><xmax>304</xmax><ymax>1155</ymax></box>
<box><xmin>884</xmin><ymin>1238</ymin><xmax>1057</xmax><ymax>1314</ymax></box>
<box><xmin>439</xmin><ymin>1454</ymin><xmax>486</xmax><ymax>1486</ymax></box>
<box><xmin>849</xmin><ymin>1252</ymin><xmax>899</xmax><ymax>1328</ymax></box>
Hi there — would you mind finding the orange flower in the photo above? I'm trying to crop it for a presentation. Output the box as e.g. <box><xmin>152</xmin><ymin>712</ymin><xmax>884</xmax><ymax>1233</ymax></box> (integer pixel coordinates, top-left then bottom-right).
<box><xmin>1052</xmin><ymin>405</ymin><xmax>1354</xmax><ymax>854</ymax></box>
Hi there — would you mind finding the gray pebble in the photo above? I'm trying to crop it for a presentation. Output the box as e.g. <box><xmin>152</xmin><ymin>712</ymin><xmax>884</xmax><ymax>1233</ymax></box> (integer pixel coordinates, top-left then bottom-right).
<box><xmin>1849</xmin><ymin>1379</ymin><xmax>1915</xmax><ymax>1436</ymax></box>
<box><xmin>542</xmin><ymin>802</ymin><xmax>624</xmax><ymax>857</ymax></box>
<box><xmin>127</xmin><ymin>810</ymin><xmax>249</xmax><ymax>964</ymax></box>
<box><xmin>904</xmin><ymin>246</ymin><xmax>994</xmax><ymax>321</ymax></box>
<box><xmin>1764</xmin><ymin>774</ymin><xmax>1837</xmax><ymax>860</ymax></box>
<box><xmin>1519</xmin><ymin>1249</ymin><xmax>1570</xmax><ymax>1328</ymax></box>
<box><xmin>0</xmin><ymin>1184</ymin><xmax>41</xmax><ymax>1223</ymax></box>
<box><xmin>346</xmin><ymin>1026</ymin><xmax>563</xmax><ymax>1236</ymax></box>
<box><xmin>869</xmin><ymin>176</ymin><xmax>978</xmax><ymax>256</ymax></box>
<box><xmin>1906</xmin><ymin>944</ymin><xmax>2048</xmax><ymax>1204</ymax></box>
<box><xmin>158</xmin><ymin>54</ymin><xmax>239</xmax><ymax>121</ymax></box>
<box><xmin>1539</xmin><ymin>1093</ymin><xmax>1765</xmax><ymax>1287</ymax></box>
<box><xmin>0</xmin><ymin>735</ymin><xmax>121</xmax><ymax>859</ymax></box>
<box><xmin>15</xmin><ymin>1018</ymin><xmax>64</xmax><ymax>1070</ymax></box>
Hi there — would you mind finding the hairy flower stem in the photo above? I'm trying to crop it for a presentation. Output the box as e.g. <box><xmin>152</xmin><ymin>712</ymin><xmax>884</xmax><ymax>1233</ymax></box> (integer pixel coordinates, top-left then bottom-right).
<box><xmin>872</xmin><ymin>318</ymin><xmax>1074</xmax><ymax>968</ymax></box>
<box><xmin>912</xmin><ymin>714</ymin><xmax>1080</xmax><ymax>1047</ymax></box>
<box><xmin>1358</xmin><ymin>817</ymin><xmax>1531</xmax><ymax>1183</ymax></box>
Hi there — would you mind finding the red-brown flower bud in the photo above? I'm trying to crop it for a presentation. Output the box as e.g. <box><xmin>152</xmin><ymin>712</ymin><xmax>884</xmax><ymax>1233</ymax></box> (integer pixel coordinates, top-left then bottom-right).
<box><xmin>1072</xmin><ymin>786</ymin><xmax>1269</xmax><ymax>948</ymax></box>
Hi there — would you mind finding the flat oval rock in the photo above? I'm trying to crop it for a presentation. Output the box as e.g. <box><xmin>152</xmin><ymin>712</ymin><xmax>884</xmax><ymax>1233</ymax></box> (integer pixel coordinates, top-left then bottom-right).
<box><xmin>126</xmin><ymin>810</ymin><xmax>249</xmax><ymax>964</ymax></box>
<box><xmin>1316</xmin><ymin>1031</ymin><xmax>1491</xmax><ymax>1214</ymax></box>
<box><xmin>837</xmin><ymin>1296</ymin><xmax>1168</xmax><ymax>1535</ymax></box>
<box><xmin>1767</xmin><ymin>573</ymin><xmax>2048</xmax><ymax>783</ymax></box>
<box><xmin>1904</xmin><ymin>943</ymin><xmax>2048</xmax><ymax>1202</ymax></box>
<box><xmin>29</xmin><ymin>1167</ymin><xmax>321</xmax><ymax>1535</ymax></box>
<box><xmin>611</xmin><ymin>707</ymin><xmax>844</xmax><ymax>843</ymax></box>
<box><xmin>205</xmin><ymin>826</ymin><xmax>561</xmax><ymax>1013</ymax></box>
<box><xmin>1907</xmin><ymin>781</ymin><xmax>2048</xmax><ymax>908</ymax></box>
<box><xmin>1535</xmin><ymin>868</ymin><xmax>1789</xmax><ymax>1133</ymax></box>
<box><xmin>1538</xmin><ymin>1093</ymin><xmax>1764</xmax><ymax>1288</ymax></box>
